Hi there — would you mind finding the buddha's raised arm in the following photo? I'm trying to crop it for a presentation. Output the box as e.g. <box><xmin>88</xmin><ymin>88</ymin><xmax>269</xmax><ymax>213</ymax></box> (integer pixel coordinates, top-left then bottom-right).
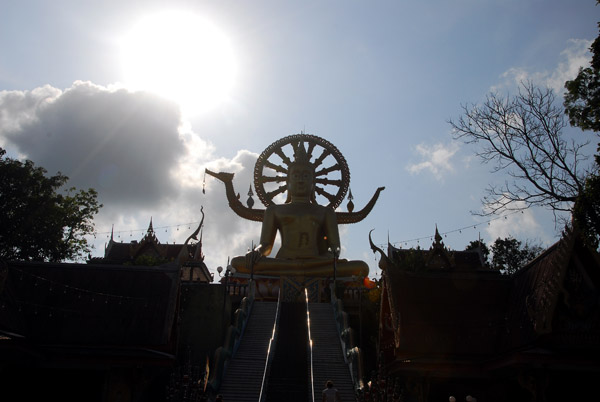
<box><xmin>205</xmin><ymin>168</ymin><xmax>383</xmax><ymax>224</ymax></box>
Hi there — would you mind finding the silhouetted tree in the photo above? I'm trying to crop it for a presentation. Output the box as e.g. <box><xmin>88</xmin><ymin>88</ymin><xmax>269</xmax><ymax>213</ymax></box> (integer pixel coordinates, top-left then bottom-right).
<box><xmin>0</xmin><ymin>148</ymin><xmax>101</xmax><ymax>262</ymax></box>
<box><xmin>490</xmin><ymin>237</ymin><xmax>544</xmax><ymax>275</ymax></box>
<box><xmin>564</xmin><ymin>6</ymin><xmax>600</xmax><ymax>248</ymax></box>
<box><xmin>464</xmin><ymin>239</ymin><xmax>490</xmax><ymax>267</ymax></box>
<box><xmin>573</xmin><ymin>153</ymin><xmax>600</xmax><ymax>248</ymax></box>
<box><xmin>564</xmin><ymin>2</ymin><xmax>600</xmax><ymax>132</ymax></box>
<box><xmin>449</xmin><ymin>81</ymin><xmax>590</xmax><ymax>218</ymax></box>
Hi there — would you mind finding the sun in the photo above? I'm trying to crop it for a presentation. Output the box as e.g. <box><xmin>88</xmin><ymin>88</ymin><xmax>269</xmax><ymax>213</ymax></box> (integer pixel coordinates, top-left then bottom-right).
<box><xmin>120</xmin><ymin>11</ymin><xmax>237</xmax><ymax>115</ymax></box>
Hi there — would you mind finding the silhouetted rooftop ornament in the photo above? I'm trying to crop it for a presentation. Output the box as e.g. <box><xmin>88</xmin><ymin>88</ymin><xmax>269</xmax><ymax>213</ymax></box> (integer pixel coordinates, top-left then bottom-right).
<box><xmin>247</xmin><ymin>185</ymin><xmax>255</xmax><ymax>209</ymax></box>
<box><xmin>141</xmin><ymin>217</ymin><xmax>159</xmax><ymax>243</ymax></box>
<box><xmin>347</xmin><ymin>188</ymin><xmax>354</xmax><ymax>213</ymax></box>
<box><xmin>432</xmin><ymin>225</ymin><xmax>444</xmax><ymax>250</ymax></box>
<box><xmin>147</xmin><ymin>217</ymin><xmax>155</xmax><ymax>235</ymax></box>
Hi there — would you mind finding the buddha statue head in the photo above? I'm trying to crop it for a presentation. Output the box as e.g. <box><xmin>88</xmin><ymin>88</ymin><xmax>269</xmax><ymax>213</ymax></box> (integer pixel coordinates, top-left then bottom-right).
<box><xmin>285</xmin><ymin>143</ymin><xmax>316</xmax><ymax>203</ymax></box>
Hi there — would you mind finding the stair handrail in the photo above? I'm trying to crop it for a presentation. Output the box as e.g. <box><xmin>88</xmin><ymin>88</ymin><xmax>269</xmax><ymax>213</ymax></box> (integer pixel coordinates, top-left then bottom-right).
<box><xmin>329</xmin><ymin>283</ymin><xmax>365</xmax><ymax>392</ymax></box>
<box><xmin>258</xmin><ymin>288</ymin><xmax>281</xmax><ymax>402</ymax></box>
<box><xmin>305</xmin><ymin>288</ymin><xmax>315</xmax><ymax>402</ymax></box>
<box><xmin>231</xmin><ymin>291</ymin><xmax>254</xmax><ymax>357</ymax></box>
<box><xmin>205</xmin><ymin>280</ymin><xmax>256</xmax><ymax>396</ymax></box>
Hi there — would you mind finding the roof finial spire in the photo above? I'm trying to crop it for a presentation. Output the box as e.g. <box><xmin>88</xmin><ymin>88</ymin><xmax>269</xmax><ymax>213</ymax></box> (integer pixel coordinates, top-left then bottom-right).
<box><xmin>147</xmin><ymin>217</ymin><xmax>154</xmax><ymax>235</ymax></box>
<box><xmin>433</xmin><ymin>225</ymin><xmax>444</xmax><ymax>248</ymax></box>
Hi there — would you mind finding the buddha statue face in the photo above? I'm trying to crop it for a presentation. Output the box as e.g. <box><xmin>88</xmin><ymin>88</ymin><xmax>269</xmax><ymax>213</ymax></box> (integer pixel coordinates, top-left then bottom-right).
<box><xmin>287</xmin><ymin>163</ymin><xmax>315</xmax><ymax>200</ymax></box>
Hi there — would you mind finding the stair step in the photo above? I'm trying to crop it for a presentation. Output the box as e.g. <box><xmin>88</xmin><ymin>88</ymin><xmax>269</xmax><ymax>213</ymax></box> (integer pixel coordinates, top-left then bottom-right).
<box><xmin>218</xmin><ymin>301</ymin><xmax>357</xmax><ymax>402</ymax></box>
<box><xmin>218</xmin><ymin>301</ymin><xmax>278</xmax><ymax>402</ymax></box>
<box><xmin>309</xmin><ymin>302</ymin><xmax>357</xmax><ymax>402</ymax></box>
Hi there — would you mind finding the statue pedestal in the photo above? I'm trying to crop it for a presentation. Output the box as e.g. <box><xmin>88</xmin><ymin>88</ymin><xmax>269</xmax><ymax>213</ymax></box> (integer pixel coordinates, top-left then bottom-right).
<box><xmin>227</xmin><ymin>272</ymin><xmax>358</xmax><ymax>303</ymax></box>
<box><xmin>280</xmin><ymin>276</ymin><xmax>322</xmax><ymax>303</ymax></box>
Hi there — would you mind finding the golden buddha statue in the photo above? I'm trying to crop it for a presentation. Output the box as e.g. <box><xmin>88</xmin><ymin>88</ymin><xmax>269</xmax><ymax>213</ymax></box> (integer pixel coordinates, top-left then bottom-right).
<box><xmin>231</xmin><ymin>152</ymin><xmax>368</xmax><ymax>277</ymax></box>
<box><xmin>206</xmin><ymin>134</ymin><xmax>384</xmax><ymax>278</ymax></box>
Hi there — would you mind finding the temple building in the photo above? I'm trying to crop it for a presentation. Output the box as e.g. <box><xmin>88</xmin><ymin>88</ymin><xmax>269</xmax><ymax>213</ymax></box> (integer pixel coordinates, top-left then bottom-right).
<box><xmin>370</xmin><ymin>227</ymin><xmax>600</xmax><ymax>402</ymax></box>
<box><xmin>0</xmin><ymin>216</ymin><xmax>227</xmax><ymax>402</ymax></box>
<box><xmin>89</xmin><ymin>218</ymin><xmax>213</xmax><ymax>283</ymax></box>
<box><xmin>5</xmin><ymin>130</ymin><xmax>599</xmax><ymax>402</ymax></box>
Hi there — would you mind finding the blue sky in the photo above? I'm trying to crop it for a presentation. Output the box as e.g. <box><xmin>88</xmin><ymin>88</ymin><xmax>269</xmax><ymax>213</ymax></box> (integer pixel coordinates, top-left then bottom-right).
<box><xmin>1</xmin><ymin>0</ymin><xmax>598</xmax><ymax>280</ymax></box>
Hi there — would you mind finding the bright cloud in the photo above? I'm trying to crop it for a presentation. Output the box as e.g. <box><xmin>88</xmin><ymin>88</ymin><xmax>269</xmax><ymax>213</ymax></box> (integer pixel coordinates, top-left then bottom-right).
<box><xmin>547</xmin><ymin>39</ymin><xmax>593</xmax><ymax>94</ymax></box>
<box><xmin>483</xmin><ymin>197</ymin><xmax>547</xmax><ymax>244</ymax></box>
<box><xmin>0</xmin><ymin>81</ymin><xmax>260</xmax><ymax>276</ymax></box>
<box><xmin>407</xmin><ymin>142</ymin><xmax>459</xmax><ymax>180</ymax></box>
<box><xmin>493</xmin><ymin>39</ymin><xmax>592</xmax><ymax>94</ymax></box>
<box><xmin>0</xmin><ymin>81</ymin><xmax>185</xmax><ymax>208</ymax></box>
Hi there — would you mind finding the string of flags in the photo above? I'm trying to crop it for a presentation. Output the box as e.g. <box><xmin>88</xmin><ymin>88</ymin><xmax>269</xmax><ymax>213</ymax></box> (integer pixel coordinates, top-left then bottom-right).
<box><xmin>380</xmin><ymin>209</ymin><xmax>526</xmax><ymax>249</ymax></box>
<box><xmin>89</xmin><ymin>220</ymin><xmax>202</xmax><ymax>240</ymax></box>
<box><xmin>87</xmin><ymin>209</ymin><xmax>526</xmax><ymax>249</ymax></box>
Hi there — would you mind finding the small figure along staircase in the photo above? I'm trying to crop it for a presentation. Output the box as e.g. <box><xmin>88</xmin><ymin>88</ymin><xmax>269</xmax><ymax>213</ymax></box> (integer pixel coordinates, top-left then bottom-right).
<box><xmin>309</xmin><ymin>302</ymin><xmax>356</xmax><ymax>402</ymax></box>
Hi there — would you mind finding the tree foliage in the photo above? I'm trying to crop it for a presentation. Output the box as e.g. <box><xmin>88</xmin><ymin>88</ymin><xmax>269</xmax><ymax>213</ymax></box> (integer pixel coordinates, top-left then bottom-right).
<box><xmin>0</xmin><ymin>148</ymin><xmax>102</xmax><ymax>262</ymax></box>
<box><xmin>449</xmin><ymin>81</ymin><xmax>590</xmax><ymax>216</ymax></box>
<box><xmin>573</xmin><ymin>152</ymin><xmax>600</xmax><ymax>248</ymax></box>
<box><xmin>490</xmin><ymin>237</ymin><xmax>544</xmax><ymax>275</ymax></box>
<box><xmin>563</xmin><ymin>8</ymin><xmax>600</xmax><ymax>248</ymax></box>
<box><xmin>464</xmin><ymin>239</ymin><xmax>490</xmax><ymax>267</ymax></box>
<box><xmin>452</xmin><ymin>12</ymin><xmax>600</xmax><ymax>248</ymax></box>
<box><xmin>564</xmin><ymin>6</ymin><xmax>600</xmax><ymax>132</ymax></box>
<box><xmin>464</xmin><ymin>237</ymin><xmax>543</xmax><ymax>274</ymax></box>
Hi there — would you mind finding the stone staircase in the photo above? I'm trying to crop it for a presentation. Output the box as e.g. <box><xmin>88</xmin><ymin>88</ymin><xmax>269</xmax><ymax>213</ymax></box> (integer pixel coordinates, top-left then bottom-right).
<box><xmin>264</xmin><ymin>302</ymin><xmax>309</xmax><ymax>402</ymax></box>
<box><xmin>218</xmin><ymin>301</ymin><xmax>278</xmax><ymax>402</ymax></box>
<box><xmin>309</xmin><ymin>302</ymin><xmax>356</xmax><ymax>402</ymax></box>
<box><xmin>217</xmin><ymin>300</ymin><xmax>356</xmax><ymax>402</ymax></box>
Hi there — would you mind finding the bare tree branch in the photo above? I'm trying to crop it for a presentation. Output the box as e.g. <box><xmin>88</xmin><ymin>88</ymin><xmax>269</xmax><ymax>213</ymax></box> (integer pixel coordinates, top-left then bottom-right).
<box><xmin>448</xmin><ymin>81</ymin><xmax>590</xmax><ymax>218</ymax></box>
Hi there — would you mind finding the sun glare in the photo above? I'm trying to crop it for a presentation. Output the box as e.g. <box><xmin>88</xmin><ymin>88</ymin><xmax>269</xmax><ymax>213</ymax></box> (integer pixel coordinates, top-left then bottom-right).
<box><xmin>120</xmin><ymin>11</ymin><xmax>237</xmax><ymax>115</ymax></box>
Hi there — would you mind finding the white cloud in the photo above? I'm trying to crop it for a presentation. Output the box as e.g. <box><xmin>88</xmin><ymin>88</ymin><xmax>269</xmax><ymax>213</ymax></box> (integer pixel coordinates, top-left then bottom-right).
<box><xmin>493</xmin><ymin>39</ymin><xmax>592</xmax><ymax>94</ymax></box>
<box><xmin>406</xmin><ymin>142</ymin><xmax>459</xmax><ymax>180</ymax></box>
<box><xmin>547</xmin><ymin>39</ymin><xmax>593</xmax><ymax>94</ymax></box>
<box><xmin>0</xmin><ymin>81</ymin><xmax>263</xmax><ymax>278</ymax></box>
<box><xmin>0</xmin><ymin>85</ymin><xmax>62</xmax><ymax>149</ymax></box>
<box><xmin>0</xmin><ymin>81</ymin><xmax>185</xmax><ymax>208</ymax></box>
<box><xmin>483</xmin><ymin>197</ymin><xmax>544</xmax><ymax>243</ymax></box>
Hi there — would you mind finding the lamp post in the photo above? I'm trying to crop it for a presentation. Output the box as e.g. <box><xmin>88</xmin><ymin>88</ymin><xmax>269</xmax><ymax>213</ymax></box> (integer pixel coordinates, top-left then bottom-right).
<box><xmin>248</xmin><ymin>240</ymin><xmax>255</xmax><ymax>281</ymax></box>
<box><xmin>329</xmin><ymin>247</ymin><xmax>340</xmax><ymax>300</ymax></box>
<box><xmin>217</xmin><ymin>259</ymin><xmax>237</xmax><ymax>317</ymax></box>
<box><xmin>359</xmin><ymin>277</ymin><xmax>363</xmax><ymax>351</ymax></box>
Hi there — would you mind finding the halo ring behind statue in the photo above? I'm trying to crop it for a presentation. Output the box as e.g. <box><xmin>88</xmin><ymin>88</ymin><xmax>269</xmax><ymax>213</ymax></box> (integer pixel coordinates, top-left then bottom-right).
<box><xmin>254</xmin><ymin>134</ymin><xmax>350</xmax><ymax>209</ymax></box>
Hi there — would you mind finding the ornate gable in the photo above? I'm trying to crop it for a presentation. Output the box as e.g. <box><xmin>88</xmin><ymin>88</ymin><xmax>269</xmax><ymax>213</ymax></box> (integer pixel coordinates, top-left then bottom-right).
<box><xmin>424</xmin><ymin>227</ymin><xmax>454</xmax><ymax>269</ymax></box>
<box><xmin>369</xmin><ymin>228</ymin><xmax>503</xmax><ymax>358</ymax></box>
<box><xmin>500</xmin><ymin>226</ymin><xmax>600</xmax><ymax>351</ymax></box>
<box><xmin>385</xmin><ymin>227</ymin><xmax>484</xmax><ymax>273</ymax></box>
<box><xmin>540</xmin><ymin>228</ymin><xmax>600</xmax><ymax>348</ymax></box>
<box><xmin>131</xmin><ymin>218</ymin><xmax>165</xmax><ymax>260</ymax></box>
<box><xmin>91</xmin><ymin>215</ymin><xmax>206</xmax><ymax>268</ymax></box>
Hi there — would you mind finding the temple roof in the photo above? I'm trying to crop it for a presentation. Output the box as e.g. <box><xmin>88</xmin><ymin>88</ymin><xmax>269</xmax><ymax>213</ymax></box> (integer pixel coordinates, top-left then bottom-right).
<box><xmin>88</xmin><ymin>218</ymin><xmax>211</xmax><ymax>282</ymax></box>
<box><xmin>377</xmin><ymin>226</ymin><xmax>600</xmax><ymax>372</ymax></box>
<box><xmin>386</xmin><ymin>227</ymin><xmax>489</xmax><ymax>272</ymax></box>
